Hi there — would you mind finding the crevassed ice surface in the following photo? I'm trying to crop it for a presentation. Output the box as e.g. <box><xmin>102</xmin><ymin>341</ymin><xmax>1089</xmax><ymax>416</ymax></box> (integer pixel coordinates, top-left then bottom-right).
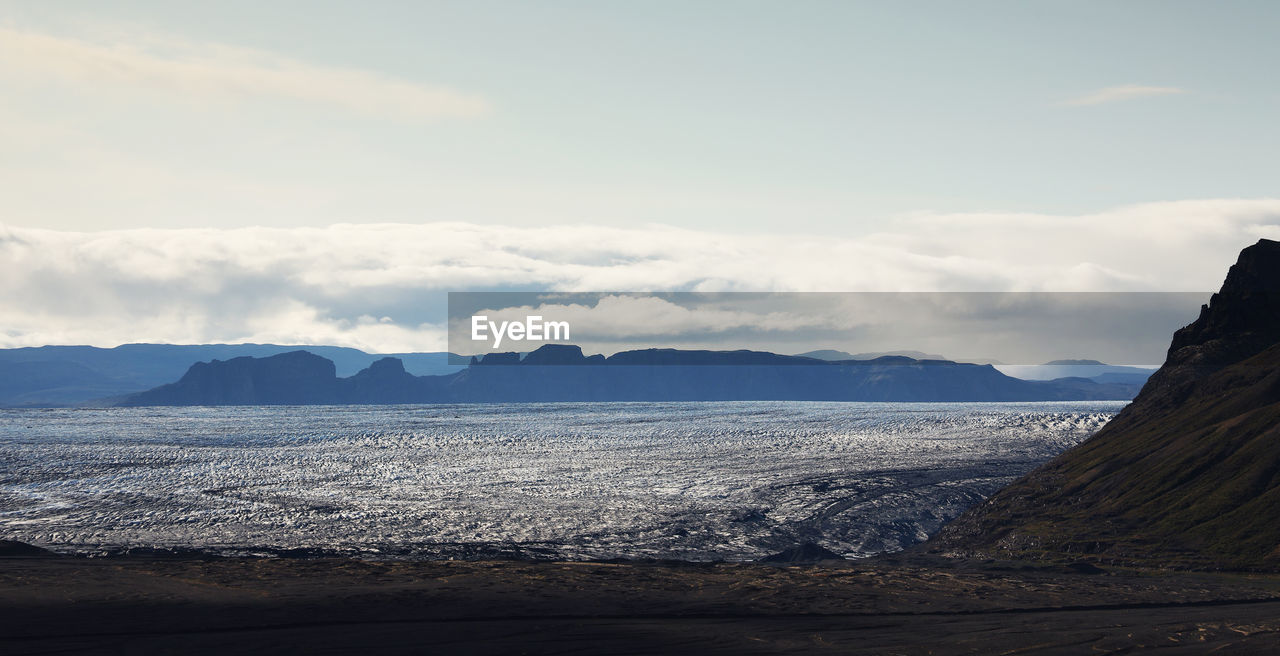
<box><xmin>0</xmin><ymin>401</ymin><xmax>1124</xmax><ymax>561</ymax></box>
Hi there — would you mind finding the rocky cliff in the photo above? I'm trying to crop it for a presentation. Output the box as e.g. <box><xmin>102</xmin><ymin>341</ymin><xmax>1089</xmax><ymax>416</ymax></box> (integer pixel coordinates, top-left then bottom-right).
<box><xmin>930</xmin><ymin>239</ymin><xmax>1280</xmax><ymax>570</ymax></box>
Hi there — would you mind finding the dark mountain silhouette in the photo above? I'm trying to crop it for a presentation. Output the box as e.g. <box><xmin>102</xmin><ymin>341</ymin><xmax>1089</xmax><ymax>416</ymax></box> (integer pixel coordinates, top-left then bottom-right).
<box><xmin>125</xmin><ymin>351</ymin><xmax>342</xmax><ymax>405</ymax></box>
<box><xmin>344</xmin><ymin>357</ymin><xmax>452</xmax><ymax>403</ymax></box>
<box><xmin>797</xmin><ymin>349</ymin><xmax>950</xmax><ymax>361</ymax></box>
<box><xmin>116</xmin><ymin>344</ymin><xmax>1140</xmax><ymax>406</ymax></box>
<box><xmin>0</xmin><ymin>343</ymin><xmax>464</xmax><ymax>406</ymax></box>
<box><xmin>930</xmin><ymin>238</ymin><xmax>1280</xmax><ymax>570</ymax></box>
<box><xmin>794</xmin><ymin>349</ymin><xmax>859</xmax><ymax>360</ymax></box>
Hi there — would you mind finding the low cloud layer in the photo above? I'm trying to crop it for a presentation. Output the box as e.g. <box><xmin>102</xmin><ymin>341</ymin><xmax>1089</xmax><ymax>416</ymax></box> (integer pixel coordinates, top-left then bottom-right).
<box><xmin>2</xmin><ymin>199</ymin><xmax>1279</xmax><ymax>352</ymax></box>
<box><xmin>449</xmin><ymin>292</ymin><xmax>1208</xmax><ymax>364</ymax></box>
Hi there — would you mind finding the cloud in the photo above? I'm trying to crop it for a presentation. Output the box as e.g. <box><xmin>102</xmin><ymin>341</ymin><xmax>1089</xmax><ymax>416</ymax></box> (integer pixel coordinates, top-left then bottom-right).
<box><xmin>448</xmin><ymin>292</ymin><xmax>1206</xmax><ymax>363</ymax></box>
<box><xmin>454</xmin><ymin>294</ymin><xmax>833</xmax><ymax>347</ymax></box>
<box><xmin>1</xmin><ymin>198</ymin><xmax>1279</xmax><ymax>351</ymax></box>
<box><xmin>0</xmin><ymin>25</ymin><xmax>490</xmax><ymax>120</ymax></box>
<box><xmin>871</xmin><ymin>199</ymin><xmax>1280</xmax><ymax>290</ymax></box>
<box><xmin>1063</xmin><ymin>84</ymin><xmax>1188</xmax><ymax>106</ymax></box>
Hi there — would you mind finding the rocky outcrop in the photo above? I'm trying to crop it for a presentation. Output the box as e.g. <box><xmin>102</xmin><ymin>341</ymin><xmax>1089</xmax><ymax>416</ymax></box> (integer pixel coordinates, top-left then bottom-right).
<box><xmin>119</xmin><ymin>351</ymin><xmax>341</xmax><ymax>406</ymax></box>
<box><xmin>929</xmin><ymin>239</ymin><xmax>1280</xmax><ymax>570</ymax></box>
<box><xmin>0</xmin><ymin>343</ymin><xmax>464</xmax><ymax>407</ymax></box>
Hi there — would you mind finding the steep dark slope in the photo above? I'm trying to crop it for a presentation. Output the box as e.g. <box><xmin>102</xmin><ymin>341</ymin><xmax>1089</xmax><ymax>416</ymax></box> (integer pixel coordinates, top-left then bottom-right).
<box><xmin>930</xmin><ymin>239</ymin><xmax>1280</xmax><ymax>570</ymax></box>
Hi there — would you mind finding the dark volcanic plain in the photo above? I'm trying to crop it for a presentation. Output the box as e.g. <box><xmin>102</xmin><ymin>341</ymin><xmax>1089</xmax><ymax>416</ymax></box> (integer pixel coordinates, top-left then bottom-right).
<box><xmin>4</xmin><ymin>551</ymin><xmax>1280</xmax><ymax>655</ymax></box>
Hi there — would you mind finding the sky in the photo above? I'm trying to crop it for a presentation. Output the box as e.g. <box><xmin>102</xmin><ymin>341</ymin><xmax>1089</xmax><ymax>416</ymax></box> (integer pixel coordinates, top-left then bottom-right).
<box><xmin>2</xmin><ymin>1</ymin><xmax>1279</xmax><ymax>352</ymax></box>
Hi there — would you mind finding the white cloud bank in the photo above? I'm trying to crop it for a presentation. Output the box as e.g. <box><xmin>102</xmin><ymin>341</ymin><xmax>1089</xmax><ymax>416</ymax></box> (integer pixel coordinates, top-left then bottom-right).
<box><xmin>0</xmin><ymin>25</ymin><xmax>490</xmax><ymax>120</ymax></box>
<box><xmin>450</xmin><ymin>292</ymin><xmax>1205</xmax><ymax>364</ymax></box>
<box><xmin>1064</xmin><ymin>84</ymin><xmax>1188</xmax><ymax>106</ymax></box>
<box><xmin>2</xmin><ymin>199</ymin><xmax>1279</xmax><ymax>351</ymax></box>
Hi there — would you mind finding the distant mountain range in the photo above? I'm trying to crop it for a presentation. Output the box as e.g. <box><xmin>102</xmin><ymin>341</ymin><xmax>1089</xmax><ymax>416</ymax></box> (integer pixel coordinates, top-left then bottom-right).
<box><xmin>795</xmin><ymin>349</ymin><xmax>950</xmax><ymax>361</ymax></box>
<box><xmin>112</xmin><ymin>345</ymin><xmax>1141</xmax><ymax>406</ymax></box>
<box><xmin>0</xmin><ymin>344</ymin><xmax>463</xmax><ymax>407</ymax></box>
<box><xmin>930</xmin><ymin>238</ymin><xmax>1280</xmax><ymax>570</ymax></box>
<box><xmin>800</xmin><ymin>350</ymin><xmax>1157</xmax><ymax>386</ymax></box>
<box><xmin>0</xmin><ymin>343</ymin><xmax>1157</xmax><ymax>408</ymax></box>
<box><xmin>994</xmin><ymin>362</ymin><xmax>1156</xmax><ymax>385</ymax></box>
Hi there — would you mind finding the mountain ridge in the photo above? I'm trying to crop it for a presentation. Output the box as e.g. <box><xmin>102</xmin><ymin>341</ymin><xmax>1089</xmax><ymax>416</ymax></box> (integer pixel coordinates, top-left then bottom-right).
<box><xmin>115</xmin><ymin>345</ymin><xmax>1141</xmax><ymax>406</ymax></box>
<box><xmin>0</xmin><ymin>343</ymin><xmax>465</xmax><ymax>406</ymax></box>
<box><xmin>928</xmin><ymin>238</ymin><xmax>1280</xmax><ymax>570</ymax></box>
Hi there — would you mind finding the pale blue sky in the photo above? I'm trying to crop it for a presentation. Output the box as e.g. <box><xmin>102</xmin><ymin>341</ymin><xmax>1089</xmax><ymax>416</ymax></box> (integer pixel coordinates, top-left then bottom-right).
<box><xmin>3</xmin><ymin>1</ymin><xmax>1278</xmax><ymax>235</ymax></box>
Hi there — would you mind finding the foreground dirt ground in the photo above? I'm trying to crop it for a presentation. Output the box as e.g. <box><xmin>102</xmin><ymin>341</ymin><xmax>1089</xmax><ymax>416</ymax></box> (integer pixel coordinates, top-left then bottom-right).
<box><xmin>3</xmin><ymin>554</ymin><xmax>1280</xmax><ymax>654</ymax></box>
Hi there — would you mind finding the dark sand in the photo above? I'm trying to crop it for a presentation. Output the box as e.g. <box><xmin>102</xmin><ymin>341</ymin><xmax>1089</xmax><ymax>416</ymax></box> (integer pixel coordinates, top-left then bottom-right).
<box><xmin>4</xmin><ymin>552</ymin><xmax>1280</xmax><ymax>654</ymax></box>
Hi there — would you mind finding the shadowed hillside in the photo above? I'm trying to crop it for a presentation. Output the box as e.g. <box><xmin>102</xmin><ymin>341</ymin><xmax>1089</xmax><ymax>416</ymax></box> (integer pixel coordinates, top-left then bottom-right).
<box><xmin>930</xmin><ymin>239</ymin><xmax>1280</xmax><ymax>570</ymax></box>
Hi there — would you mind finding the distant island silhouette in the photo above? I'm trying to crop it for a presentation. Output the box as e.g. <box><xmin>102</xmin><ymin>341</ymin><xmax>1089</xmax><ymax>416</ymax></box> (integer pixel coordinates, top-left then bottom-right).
<box><xmin>0</xmin><ymin>343</ymin><xmax>463</xmax><ymax>407</ymax></box>
<box><xmin>113</xmin><ymin>345</ymin><xmax>1140</xmax><ymax>405</ymax></box>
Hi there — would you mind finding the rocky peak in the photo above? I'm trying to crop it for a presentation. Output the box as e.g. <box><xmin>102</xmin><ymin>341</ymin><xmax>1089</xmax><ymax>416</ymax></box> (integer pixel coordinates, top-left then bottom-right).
<box><xmin>1135</xmin><ymin>238</ymin><xmax>1280</xmax><ymax>414</ymax></box>
<box><xmin>928</xmin><ymin>238</ymin><xmax>1280</xmax><ymax>570</ymax></box>
<box><xmin>365</xmin><ymin>357</ymin><xmax>407</xmax><ymax>376</ymax></box>
<box><xmin>1167</xmin><ymin>238</ymin><xmax>1280</xmax><ymax>365</ymax></box>
<box><xmin>521</xmin><ymin>344</ymin><xmax>586</xmax><ymax>365</ymax></box>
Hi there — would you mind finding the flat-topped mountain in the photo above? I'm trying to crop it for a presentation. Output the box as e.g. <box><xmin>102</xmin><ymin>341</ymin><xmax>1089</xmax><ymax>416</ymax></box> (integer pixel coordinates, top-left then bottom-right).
<box><xmin>930</xmin><ymin>238</ymin><xmax>1280</xmax><ymax>570</ymax></box>
<box><xmin>116</xmin><ymin>344</ymin><xmax>1139</xmax><ymax>406</ymax></box>
<box><xmin>0</xmin><ymin>343</ymin><xmax>464</xmax><ymax>406</ymax></box>
<box><xmin>3</xmin><ymin>342</ymin><xmax>1149</xmax><ymax>407</ymax></box>
<box><xmin>133</xmin><ymin>351</ymin><xmax>343</xmax><ymax>405</ymax></box>
<box><xmin>795</xmin><ymin>349</ymin><xmax>950</xmax><ymax>362</ymax></box>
